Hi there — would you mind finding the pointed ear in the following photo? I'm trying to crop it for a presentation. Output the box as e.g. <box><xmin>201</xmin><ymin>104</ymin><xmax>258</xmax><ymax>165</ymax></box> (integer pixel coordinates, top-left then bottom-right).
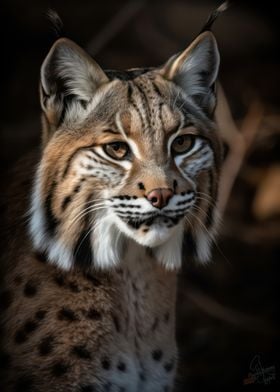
<box><xmin>161</xmin><ymin>31</ymin><xmax>220</xmax><ymax>116</ymax></box>
<box><xmin>40</xmin><ymin>38</ymin><xmax>108</xmax><ymax>140</ymax></box>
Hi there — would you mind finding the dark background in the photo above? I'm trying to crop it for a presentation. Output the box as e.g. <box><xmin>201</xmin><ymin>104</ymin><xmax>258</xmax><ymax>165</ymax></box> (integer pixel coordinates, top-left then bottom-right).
<box><xmin>0</xmin><ymin>1</ymin><xmax>279</xmax><ymax>391</ymax></box>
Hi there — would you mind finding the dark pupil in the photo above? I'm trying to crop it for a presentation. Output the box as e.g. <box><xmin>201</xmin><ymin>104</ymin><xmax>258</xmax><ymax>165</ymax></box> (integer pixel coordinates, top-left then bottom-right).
<box><xmin>113</xmin><ymin>143</ymin><xmax>120</xmax><ymax>151</ymax></box>
<box><xmin>177</xmin><ymin>137</ymin><xmax>184</xmax><ymax>145</ymax></box>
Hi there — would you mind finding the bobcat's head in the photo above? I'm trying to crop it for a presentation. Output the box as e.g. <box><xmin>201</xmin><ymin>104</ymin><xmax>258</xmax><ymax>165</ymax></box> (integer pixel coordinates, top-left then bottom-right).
<box><xmin>30</xmin><ymin>31</ymin><xmax>223</xmax><ymax>271</ymax></box>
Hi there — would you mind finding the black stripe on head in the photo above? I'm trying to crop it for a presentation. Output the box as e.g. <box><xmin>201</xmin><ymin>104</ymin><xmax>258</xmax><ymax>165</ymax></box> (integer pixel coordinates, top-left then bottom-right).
<box><xmin>45</xmin><ymin>180</ymin><xmax>60</xmax><ymax>236</ymax></box>
<box><xmin>74</xmin><ymin>229</ymin><xmax>93</xmax><ymax>269</ymax></box>
<box><xmin>133</xmin><ymin>81</ymin><xmax>152</xmax><ymax>130</ymax></box>
<box><xmin>128</xmin><ymin>82</ymin><xmax>146</xmax><ymax>132</ymax></box>
<box><xmin>151</xmin><ymin>81</ymin><xmax>163</xmax><ymax>98</ymax></box>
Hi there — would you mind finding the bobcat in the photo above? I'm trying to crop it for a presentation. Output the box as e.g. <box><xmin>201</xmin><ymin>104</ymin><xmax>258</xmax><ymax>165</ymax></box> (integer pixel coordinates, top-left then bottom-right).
<box><xmin>0</xmin><ymin>23</ymin><xmax>225</xmax><ymax>392</ymax></box>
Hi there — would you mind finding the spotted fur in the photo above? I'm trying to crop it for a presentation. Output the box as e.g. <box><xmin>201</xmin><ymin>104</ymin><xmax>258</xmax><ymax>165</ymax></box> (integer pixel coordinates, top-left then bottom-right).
<box><xmin>1</xmin><ymin>30</ymin><xmax>225</xmax><ymax>391</ymax></box>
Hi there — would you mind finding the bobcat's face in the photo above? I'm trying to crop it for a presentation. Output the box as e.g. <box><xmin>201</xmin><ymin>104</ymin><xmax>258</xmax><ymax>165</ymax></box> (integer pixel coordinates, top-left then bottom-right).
<box><xmin>30</xmin><ymin>32</ymin><xmax>223</xmax><ymax>270</ymax></box>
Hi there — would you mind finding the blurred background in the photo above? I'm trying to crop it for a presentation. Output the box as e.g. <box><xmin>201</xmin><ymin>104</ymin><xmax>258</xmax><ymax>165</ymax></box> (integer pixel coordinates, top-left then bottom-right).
<box><xmin>0</xmin><ymin>0</ymin><xmax>279</xmax><ymax>390</ymax></box>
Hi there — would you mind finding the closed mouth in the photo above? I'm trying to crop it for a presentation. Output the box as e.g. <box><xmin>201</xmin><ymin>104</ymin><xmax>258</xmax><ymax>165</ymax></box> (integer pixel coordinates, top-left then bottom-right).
<box><xmin>123</xmin><ymin>214</ymin><xmax>185</xmax><ymax>230</ymax></box>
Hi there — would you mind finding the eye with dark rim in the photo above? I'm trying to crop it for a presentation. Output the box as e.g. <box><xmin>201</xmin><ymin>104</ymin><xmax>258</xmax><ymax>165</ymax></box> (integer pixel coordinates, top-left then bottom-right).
<box><xmin>103</xmin><ymin>142</ymin><xmax>130</xmax><ymax>160</ymax></box>
<box><xmin>171</xmin><ymin>134</ymin><xmax>195</xmax><ymax>155</ymax></box>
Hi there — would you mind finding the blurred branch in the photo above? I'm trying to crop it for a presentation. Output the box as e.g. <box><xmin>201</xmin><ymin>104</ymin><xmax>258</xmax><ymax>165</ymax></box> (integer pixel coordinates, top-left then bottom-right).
<box><xmin>186</xmin><ymin>285</ymin><xmax>277</xmax><ymax>335</ymax></box>
<box><xmin>86</xmin><ymin>0</ymin><xmax>147</xmax><ymax>56</ymax></box>
<box><xmin>216</xmin><ymin>84</ymin><xmax>264</xmax><ymax>215</ymax></box>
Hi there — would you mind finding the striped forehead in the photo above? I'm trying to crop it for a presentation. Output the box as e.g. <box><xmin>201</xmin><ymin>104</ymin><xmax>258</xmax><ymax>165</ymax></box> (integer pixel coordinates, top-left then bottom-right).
<box><xmin>125</xmin><ymin>78</ymin><xmax>182</xmax><ymax>136</ymax></box>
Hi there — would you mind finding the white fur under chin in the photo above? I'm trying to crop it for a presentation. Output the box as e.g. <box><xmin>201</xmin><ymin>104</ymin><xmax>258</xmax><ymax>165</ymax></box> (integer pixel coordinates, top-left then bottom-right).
<box><xmin>111</xmin><ymin>215</ymin><xmax>184</xmax><ymax>270</ymax></box>
<box><xmin>154</xmin><ymin>223</ymin><xmax>184</xmax><ymax>270</ymax></box>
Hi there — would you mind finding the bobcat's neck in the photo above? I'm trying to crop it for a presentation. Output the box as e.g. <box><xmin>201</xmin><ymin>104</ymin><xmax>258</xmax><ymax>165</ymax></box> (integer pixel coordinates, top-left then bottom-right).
<box><xmin>115</xmin><ymin>241</ymin><xmax>178</xmax><ymax>340</ymax></box>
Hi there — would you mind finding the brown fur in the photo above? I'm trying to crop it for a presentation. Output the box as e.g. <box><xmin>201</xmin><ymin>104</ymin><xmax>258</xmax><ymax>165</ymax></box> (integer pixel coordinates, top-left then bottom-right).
<box><xmin>0</xmin><ymin>32</ymin><xmax>225</xmax><ymax>391</ymax></box>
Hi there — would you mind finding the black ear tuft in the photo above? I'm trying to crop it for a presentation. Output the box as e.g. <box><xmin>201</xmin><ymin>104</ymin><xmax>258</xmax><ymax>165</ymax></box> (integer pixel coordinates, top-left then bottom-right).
<box><xmin>199</xmin><ymin>1</ymin><xmax>231</xmax><ymax>34</ymax></box>
<box><xmin>45</xmin><ymin>9</ymin><xmax>64</xmax><ymax>38</ymax></box>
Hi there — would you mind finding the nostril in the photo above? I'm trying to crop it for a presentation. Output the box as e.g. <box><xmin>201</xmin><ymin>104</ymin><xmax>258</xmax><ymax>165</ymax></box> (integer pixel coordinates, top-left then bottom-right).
<box><xmin>147</xmin><ymin>188</ymin><xmax>173</xmax><ymax>209</ymax></box>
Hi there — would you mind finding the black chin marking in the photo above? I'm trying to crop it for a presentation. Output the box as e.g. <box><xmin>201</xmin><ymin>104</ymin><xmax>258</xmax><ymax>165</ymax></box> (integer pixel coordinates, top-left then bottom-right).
<box><xmin>125</xmin><ymin>215</ymin><xmax>183</xmax><ymax>230</ymax></box>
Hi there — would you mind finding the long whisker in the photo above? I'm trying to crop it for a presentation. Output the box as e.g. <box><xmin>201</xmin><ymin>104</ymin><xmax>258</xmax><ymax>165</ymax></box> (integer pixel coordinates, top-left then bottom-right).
<box><xmin>67</xmin><ymin>204</ymin><xmax>107</xmax><ymax>229</ymax></box>
<box><xmin>73</xmin><ymin>213</ymin><xmax>115</xmax><ymax>259</ymax></box>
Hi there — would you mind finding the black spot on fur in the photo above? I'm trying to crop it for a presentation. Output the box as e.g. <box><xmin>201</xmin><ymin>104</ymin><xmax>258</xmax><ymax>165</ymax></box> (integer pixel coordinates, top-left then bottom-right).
<box><xmin>71</xmin><ymin>344</ymin><xmax>91</xmax><ymax>359</ymax></box>
<box><xmin>152</xmin><ymin>349</ymin><xmax>163</xmax><ymax>361</ymax></box>
<box><xmin>14</xmin><ymin>375</ymin><xmax>35</xmax><ymax>392</ymax></box>
<box><xmin>24</xmin><ymin>320</ymin><xmax>39</xmax><ymax>334</ymax></box>
<box><xmin>38</xmin><ymin>335</ymin><xmax>54</xmax><ymax>356</ymax></box>
<box><xmin>0</xmin><ymin>352</ymin><xmax>11</xmax><ymax>369</ymax></box>
<box><xmin>52</xmin><ymin>361</ymin><xmax>70</xmax><ymax>377</ymax></box>
<box><xmin>0</xmin><ymin>290</ymin><xmax>13</xmax><ymax>311</ymax></box>
<box><xmin>84</xmin><ymin>273</ymin><xmax>101</xmax><ymax>286</ymax></box>
<box><xmin>58</xmin><ymin>307</ymin><xmax>78</xmax><ymax>321</ymax></box>
<box><xmin>164</xmin><ymin>361</ymin><xmax>175</xmax><ymax>372</ymax></box>
<box><xmin>117</xmin><ymin>361</ymin><xmax>126</xmax><ymax>372</ymax></box>
<box><xmin>14</xmin><ymin>329</ymin><xmax>27</xmax><ymax>344</ymax></box>
<box><xmin>87</xmin><ymin>307</ymin><xmax>101</xmax><ymax>320</ymax></box>
<box><xmin>54</xmin><ymin>274</ymin><xmax>65</xmax><ymax>287</ymax></box>
<box><xmin>69</xmin><ymin>282</ymin><xmax>80</xmax><ymax>293</ymax></box>
<box><xmin>14</xmin><ymin>275</ymin><xmax>23</xmax><ymax>285</ymax></box>
<box><xmin>138</xmin><ymin>182</ymin><xmax>145</xmax><ymax>190</ymax></box>
<box><xmin>24</xmin><ymin>281</ymin><xmax>37</xmax><ymax>297</ymax></box>
<box><xmin>101</xmin><ymin>358</ymin><xmax>111</xmax><ymax>370</ymax></box>
<box><xmin>35</xmin><ymin>251</ymin><xmax>48</xmax><ymax>263</ymax></box>
<box><xmin>35</xmin><ymin>310</ymin><xmax>47</xmax><ymax>320</ymax></box>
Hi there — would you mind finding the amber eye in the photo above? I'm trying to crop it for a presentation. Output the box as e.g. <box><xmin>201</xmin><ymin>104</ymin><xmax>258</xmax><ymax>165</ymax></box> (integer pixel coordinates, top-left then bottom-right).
<box><xmin>103</xmin><ymin>142</ymin><xmax>130</xmax><ymax>160</ymax></box>
<box><xmin>171</xmin><ymin>135</ymin><xmax>195</xmax><ymax>155</ymax></box>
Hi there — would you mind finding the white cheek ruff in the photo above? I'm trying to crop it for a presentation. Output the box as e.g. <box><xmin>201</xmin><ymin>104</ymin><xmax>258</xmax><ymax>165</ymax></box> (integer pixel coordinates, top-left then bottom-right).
<box><xmin>92</xmin><ymin>213</ymin><xmax>125</xmax><ymax>269</ymax></box>
<box><xmin>29</xmin><ymin>167</ymin><xmax>74</xmax><ymax>270</ymax></box>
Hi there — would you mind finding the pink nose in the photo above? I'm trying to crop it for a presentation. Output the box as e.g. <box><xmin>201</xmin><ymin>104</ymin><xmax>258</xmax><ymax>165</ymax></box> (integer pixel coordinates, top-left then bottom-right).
<box><xmin>146</xmin><ymin>188</ymin><xmax>173</xmax><ymax>209</ymax></box>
